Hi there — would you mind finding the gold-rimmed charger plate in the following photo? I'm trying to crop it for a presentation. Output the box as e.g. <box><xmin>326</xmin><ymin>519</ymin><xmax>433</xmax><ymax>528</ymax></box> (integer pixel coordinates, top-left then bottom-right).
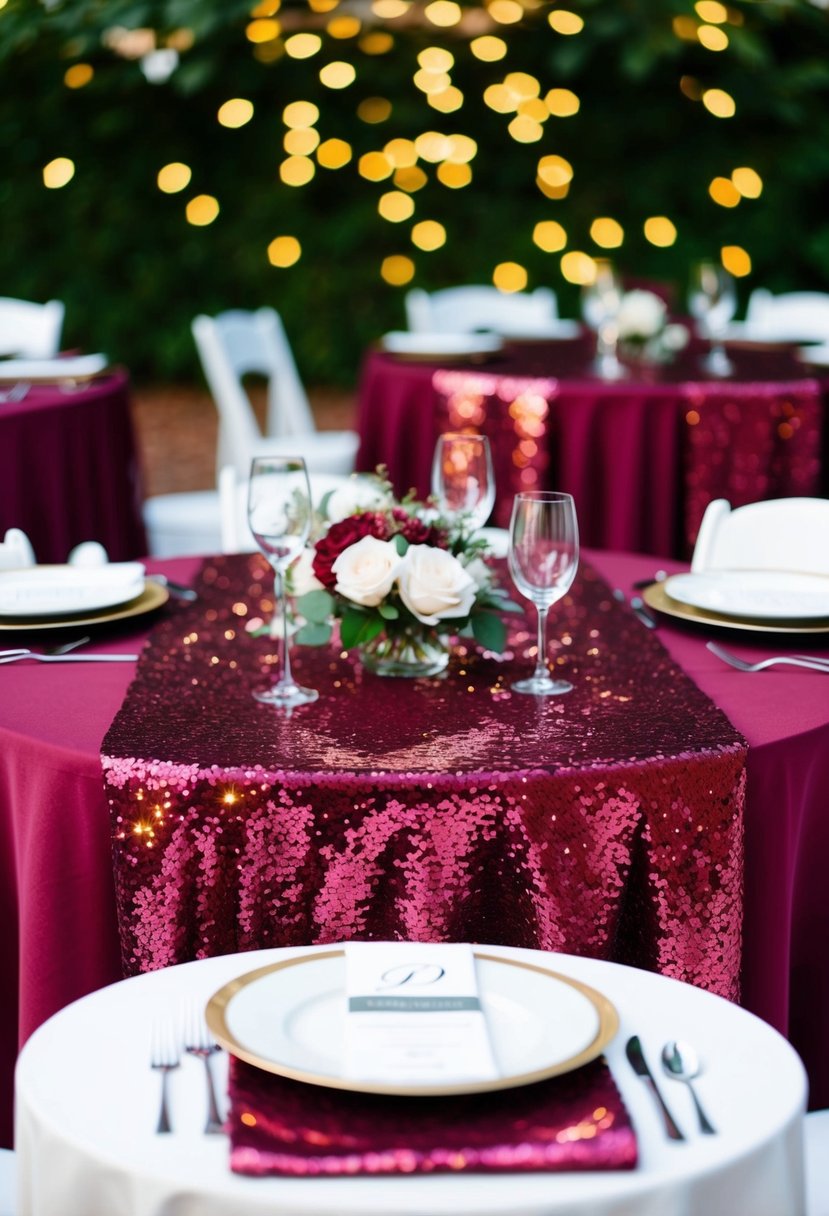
<box><xmin>205</xmin><ymin>948</ymin><xmax>619</xmax><ymax>1097</ymax></box>
<box><xmin>0</xmin><ymin>578</ymin><xmax>169</xmax><ymax>632</ymax></box>
<box><xmin>642</xmin><ymin>580</ymin><xmax>829</xmax><ymax>635</ymax></box>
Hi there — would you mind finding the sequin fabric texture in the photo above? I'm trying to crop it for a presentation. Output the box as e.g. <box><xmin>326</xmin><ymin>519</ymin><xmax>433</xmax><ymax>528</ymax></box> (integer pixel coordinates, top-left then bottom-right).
<box><xmin>226</xmin><ymin>1055</ymin><xmax>638</xmax><ymax>1177</ymax></box>
<box><xmin>102</xmin><ymin>555</ymin><xmax>746</xmax><ymax>998</ymax></box>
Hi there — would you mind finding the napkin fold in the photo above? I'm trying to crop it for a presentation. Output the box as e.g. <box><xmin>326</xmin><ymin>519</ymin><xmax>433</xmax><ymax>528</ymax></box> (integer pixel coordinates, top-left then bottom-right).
<box><xmin>227</xmin><ymin>1055</ymin><xmax>637</xmax><ymax>1177</ymax></box>
<box><xmin>0</xmin><ymin>528</ymin><xmax>36</xmax><ymax>571</ymax></box>
<box><xmin>0</xmin><ymin>562</ymin><xmax>145</xmax><ymax>614</ymax></box>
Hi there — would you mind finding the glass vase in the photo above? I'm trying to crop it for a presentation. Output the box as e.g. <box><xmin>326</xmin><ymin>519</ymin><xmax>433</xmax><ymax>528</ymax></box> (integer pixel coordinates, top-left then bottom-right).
<box><xmin>357</xmin><ymin>627</ymin><xmax>450</xmax><ymax>678</ymax></box>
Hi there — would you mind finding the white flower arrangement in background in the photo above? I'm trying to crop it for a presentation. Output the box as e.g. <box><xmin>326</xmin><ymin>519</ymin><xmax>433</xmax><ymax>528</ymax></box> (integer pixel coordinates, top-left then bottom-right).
<box><xmin>616</xmin><ymin>289</ymin><xmax>689</xmax><ymax>362</ymax></box>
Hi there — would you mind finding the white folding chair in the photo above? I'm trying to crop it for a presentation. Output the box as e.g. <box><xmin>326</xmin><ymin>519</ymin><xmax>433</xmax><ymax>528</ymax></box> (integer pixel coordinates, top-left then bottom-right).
<box><xmin>745</xmin><ymin>289</ymin><xmax>829</xmax><ymax>343</ymax></box>
<box><xmin>691</xmin><ymin>497</ymin><xmax>829</xmax><ymax>575</ymax></box>
<box><xmin>0</xmin><ymin>297</ymin><xmax>64</xmax><ymax>358</ymax></box>
<box><xmin>192</xmin><ymin>309</ymin><xmax>358</xmax><ymax>481</ymax></box>
<box><xmin>142</xmin><ymin>488</ymin><xmax>223</xmax><ymax>557</ymax></box>
<box><xmin>405</xmin><ymin>286</ymin><xmax>559</xmax><ymax>337</ymax></box>
<box><xmin>805</xmin><ymin>1109</ymin><xmax>829</xmax><ymax>1216</ymax></box>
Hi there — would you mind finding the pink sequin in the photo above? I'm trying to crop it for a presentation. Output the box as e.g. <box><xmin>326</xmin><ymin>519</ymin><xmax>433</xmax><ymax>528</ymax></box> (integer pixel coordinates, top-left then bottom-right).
<box><xmin>102</xmin><ymin>555</ymin><xmax>746</xmax><ymax>999</ymax></box>
<box><xmin>227</xmin><ymin>1055</ymin><xmax>638</xmax><ymax>1176</ymax></box>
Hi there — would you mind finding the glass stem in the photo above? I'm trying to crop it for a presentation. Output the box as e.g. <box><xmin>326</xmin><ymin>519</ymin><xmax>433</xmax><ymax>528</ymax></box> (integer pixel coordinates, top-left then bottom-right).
<box><xmin>273</xmin><ymin>565</ymin><xmax>294</xmax><ymax>690</ymax></box>
<box><xmin>533</xmin><ymin>603</ymin><xmax>550</xmax><ymax>682</ymax></box>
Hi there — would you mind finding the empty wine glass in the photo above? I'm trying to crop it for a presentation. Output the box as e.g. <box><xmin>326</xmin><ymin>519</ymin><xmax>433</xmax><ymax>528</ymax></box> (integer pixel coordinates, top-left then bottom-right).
<box><xmin>508</xmin><ymin>491</ymin><xmax>579</xmax><ymax>696</ymax></box>
<box><xmin>689</xmin><ymin>261</ymin><xmax>736</xmax><ymax>376</ymax></box>
<box><xmin>248</xmin><ymin>455</ymin><xmax>318</xmax><ymax>710</ymax></box>
<box><xmin>582</xmin><ymin>258</ymin><xmax>626</xmax><ymax>380</ymax></box>
<box><xmin>431</xmin><ymin>432</ymin><xmax>496</xmax><ymax>532</ymax></box>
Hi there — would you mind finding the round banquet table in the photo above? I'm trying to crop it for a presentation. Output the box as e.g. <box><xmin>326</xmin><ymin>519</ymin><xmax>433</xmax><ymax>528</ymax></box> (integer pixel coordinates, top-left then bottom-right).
<box><xmin>14</xmin><ymin>944</ymin><xmax>807</xmax><ymax>1216</ymax></box>
<box><xmin>356</xmin><ymin>338</ymin><xmax>826</xmax><ymax>559</ymax></box>
<box><xmin>1</xmin><ymin>550</ymin><xmax>829</xmax><ymax>1155</ymax></box>
<box><xmin>0</xmin><ymin>369</ymin><xmax>147</xmax><ymax>563</ymax></box>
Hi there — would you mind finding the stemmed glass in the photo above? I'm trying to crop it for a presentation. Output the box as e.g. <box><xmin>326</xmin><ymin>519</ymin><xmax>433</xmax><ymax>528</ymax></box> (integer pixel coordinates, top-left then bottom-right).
<box><xmin>689</xmin><ymin>261</ymin><xmax>736</xmax><ymax>377</ymax></box>
<box><xmin>508</xmin><ymin>491</ymin><xmax>579</xmax><ymax>696</ymax></box>
<box><xmin>582</xmin><ymin>258</ymin><xmax>626</xmax><ymax>380</ymax></box>
<box><xmin>247</xmin><ymin>455</ymin><xmax>318</xmax><ymax>710</ymax></box>
<box><xmin>431</xmin><ymin>432</ymin><xmax>496</xmax><ymax>532</ymax></box>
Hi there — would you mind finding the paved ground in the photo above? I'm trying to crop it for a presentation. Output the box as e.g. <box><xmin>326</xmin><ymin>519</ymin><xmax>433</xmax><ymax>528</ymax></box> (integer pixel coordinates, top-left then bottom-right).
<box><xmin>131</xmin><ymin>383</ymin><xmax>357</xmax><ymax>497</ymax></box>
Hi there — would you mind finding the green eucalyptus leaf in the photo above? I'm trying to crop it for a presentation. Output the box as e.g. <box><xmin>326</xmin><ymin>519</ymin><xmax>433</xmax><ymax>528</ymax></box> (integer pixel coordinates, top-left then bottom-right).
<box><xmin>393</xmin><ymin>534</ymin><xmax>409</xmax><ymax>556</ymax></box>
<box><xmin>378</xmin><ymin>602</ymin><xmax>399</xmax><ymax>619</ymax></box>
<box><xmin>296</xmin><ymin>589</ymin><xmax>335</xmax><ymax>624</ymax></box>
<box><xmin>294</xmin><ymin>621</ymin><xmax>333</xmax><ymax>646</ymax></box>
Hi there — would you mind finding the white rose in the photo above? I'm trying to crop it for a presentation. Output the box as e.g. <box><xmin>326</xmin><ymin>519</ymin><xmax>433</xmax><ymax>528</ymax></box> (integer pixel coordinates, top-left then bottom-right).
<box><xmin>325</xmin><ymin>477</ymin><xmax>391</xmax><ymax>524</ymax></box>
<box><xmin>462</xmin><ymin>556</ymin><xmax>493</xmax><ymax>591</ymax></box>
<box><xmin>332</xmin><ymin>535</ymin><xmax>403</xmax><ymax>607</ymax></box>
<box><xmin>662</xmin><ymin>322</ymin><xmax>690</xmax><ymax>351</ymax></box>
<box><xmin>398</xmin><ymin>545</ymin><xmax>477</xmax><ymax>625</ymax></box>
<box><xmin>288</xmin><ymin>547</ymin><xmax>323</xmax><ymax>597</ymax></box>
<box><xmin>617</xmin><ymin>290</ymin><xmax>666</xmax><ymax>341</ymax></box>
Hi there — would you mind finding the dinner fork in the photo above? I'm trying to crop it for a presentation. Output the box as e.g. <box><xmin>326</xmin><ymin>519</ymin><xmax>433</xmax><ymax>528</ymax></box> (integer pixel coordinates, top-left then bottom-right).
<box><xmin>0</xmin><ymin>650</ymin><xmax>138</xmax><ymax>665</ymax></box>
<box><xmin>0</xmin><ymin>382</ymin><xmax>31</xmax><ymax>404</ymax></box>
<box><xmin>706</xmin><ymin>641</ymin><xmax>829</xmax><ymax>674</ymax></box>
<box><xmin>184</xmin><ymin>1001</ymin><xmax>224</xmax><ymax>1135</ymax></box>
<box><xmin>150</xmin><ymin>1020</ymin><xmax>180</xmax><ymax>1134</ymax></box>
<box><xmin>0</xmin><ymin>636</ymin><xmax>90</xmax><ymax>660</ymax></box>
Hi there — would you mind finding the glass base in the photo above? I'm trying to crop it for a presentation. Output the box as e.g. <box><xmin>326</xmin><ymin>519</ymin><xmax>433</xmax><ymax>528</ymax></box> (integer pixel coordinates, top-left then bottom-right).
<box><xmin>512</xmin><ymin>676</ymin><xmax>574</xmax><ymax>697</ymax></box>
<box><xmin>591</xmin><ymin>353</ymin><xmax>627</xmax><ymax>381</ymax></box>
<box><xmin>359</xmin><ymin>630</ymin><xmax>450</xmax><ymax>678</ymax></box>
<box><xmin>703</xmin><ymin>347</ymin><xmax>734</xmax><ymax>377</ymax></box>
<box><xmin>253</xmin><ymin>681</ymin><xmax>318</xmax><ymax>709</ymax></box>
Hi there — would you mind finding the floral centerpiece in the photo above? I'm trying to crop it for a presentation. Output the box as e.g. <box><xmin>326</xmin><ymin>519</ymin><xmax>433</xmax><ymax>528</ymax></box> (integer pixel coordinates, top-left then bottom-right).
<box><xmin>288</xmin><ymin>473</ymin><xmax>516</xmax><ymax>677</ymax></box>
<box><xmin>616</xmin><ymin>289</ymin><xmax>689</xmax><ymax>363</ymax></box>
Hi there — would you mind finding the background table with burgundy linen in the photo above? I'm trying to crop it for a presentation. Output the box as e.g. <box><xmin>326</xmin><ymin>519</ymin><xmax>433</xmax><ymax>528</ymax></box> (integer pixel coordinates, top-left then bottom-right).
<box><xmin>0</xmin><ymin>369</ymin><xmax>147</xmax><ymax>562</ymax></box>
<box><xmin>356</xmin><ymin>338</ymin><xmax>826</xmax><ymax>558</ymax></box>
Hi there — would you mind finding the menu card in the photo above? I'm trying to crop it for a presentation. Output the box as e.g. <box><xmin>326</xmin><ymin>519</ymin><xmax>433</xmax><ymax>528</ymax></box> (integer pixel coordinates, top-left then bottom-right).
<box><xmin>343</xmin><ymin>942</ymin><xmax>498</xmax><ymax>1086</ymax></box>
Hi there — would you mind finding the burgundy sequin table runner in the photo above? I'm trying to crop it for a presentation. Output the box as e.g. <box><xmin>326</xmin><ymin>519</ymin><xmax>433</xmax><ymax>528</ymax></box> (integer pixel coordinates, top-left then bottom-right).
<box><xmin>227</xmin><ymin>1055</ymin><xmax>637</xmax><ymax>1177</ymax></box>
<box><xmin>102</xmin><ymin>554</ymin><xmax>746</xmax><ymax>999</ymax></box>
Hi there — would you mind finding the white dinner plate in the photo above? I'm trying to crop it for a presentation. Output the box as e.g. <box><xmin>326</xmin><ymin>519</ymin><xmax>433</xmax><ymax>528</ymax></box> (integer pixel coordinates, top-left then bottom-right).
<box><xmin>381</xmin><ymin>331</ymin><xmax>504</xmax><ymax>359</ymax></box>
<box><xmin>0</xmin><ymin>562</ymin><xmax>146</xmax><ymax>617</ymax></box>
<box><xmin>0</xmin><ymin>354</ymin><xmax>108</xmax><ymax>383</ymax></box>
<box><xmin>797</xmin><ymin>344</ymin><xmax>829</xmax><ymax>367</ymax></box>
<box><xmin>206</xmin><ymin>948</ymin><xmax>618</xmax><ymax>1097</ymax></box>
<box><xmin>664</xmin><ymin>570</ymin><xmax>829</xmax><ymax>622</ymax></box>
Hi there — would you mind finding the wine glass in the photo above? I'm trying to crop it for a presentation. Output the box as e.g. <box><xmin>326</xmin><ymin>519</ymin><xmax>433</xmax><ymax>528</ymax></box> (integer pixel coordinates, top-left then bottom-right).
<box><xmin>689</xmin><ymin>261</ymin><xmax>736</xmax><ymax>376</ymax></box>
<box><xmin>582</xmin><ymin>258</ymin><xmax>626</xmax><ymax>380</ymax></box>
<box><xmin>431</xmin><ymin>432</ymin><xmax>496</xmax><ymax>532</ymax></box>
<box><xmin>508</xmin><ymin>491</ymin><xmax>579</xmax><ymax>696</ymax></box>
<box><xmin>247</xmin><ymin>455</ymin><xmax>318</xmax><ymax>710</ymax></box>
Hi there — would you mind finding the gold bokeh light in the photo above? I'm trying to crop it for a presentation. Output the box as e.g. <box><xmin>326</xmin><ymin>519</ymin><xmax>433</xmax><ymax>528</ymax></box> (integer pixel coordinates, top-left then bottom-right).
<box><xmin>533</xmin><ymin>220</ymin><xmax>567</xmax><ymax>252</ymax></box>
<box><xmin>732</xmin><ymin>166</ymin><xmax>763</xmax><ymax>198</ymax></box>
<box><xmin>218</xmin><ymin>99</ymin><xmax>254</xmax><ymax>128</ymax></box>
<box><xmin>489</xmin><ymin>0</ymin><xmax>524</xmax><ymax>25</ymax></box>
<box><xmin>411</xmin><ymin>219</ymin><xmax>447</xmax><ymax>250</ymax></box>
<box><xmin>395</xmin><ymin>166</ymin><xmax>428</xmax><ymax>191</ymax></box>
<box><xmin>284</xmin><ymin>127</ymin><xmax>320</xmax><ymax>155</ymax></box>
<box><xmin>186</xmin><ymin>194</ymin><xmax>219</xmax><ymax>225</ymax></box>
<box><xmin>280</xmin><ymin>156</ymin><xmax>316</xmax><ymax>186</ymax></box>
<box><xmin>43</xmin><ymin>157</ymin><xmax>75</xmax><ymax>188</ymax></box>
<box><xmin>643</xmin><ymin>216</ymin><xmax>677</xmax><ymax>246</ymax></box>
<box><xmin>327</xmin><ymin>15</ymin><xmax>361</xmax><ymax>38</ymax></box>
<box><xmin>590</xmin><ymin>217</ymin><xmax>624</xmax><ymax>248</ymax></box>
<box><xmin>157</xmin><ymin>162</ymin><xmax>192</xmax><ymax>193</ymax></box>
<box><xmin>493</xmin><ymin>262</ymin><xmax>528</xmax><ymax>292</ymax></box>
<box><xmin>696</xmin><ymin>0</ymin><xmax>728</xmax><ymax>22</ymax></box>
<box><xmin>384</xmin><ymin>138</ymin><xmax>418</xmax><ymax>167</ymax></box>
<box><xmin>284</xmin><ymin>33</ymin><xmax>322</xmax><ymax>58</ymax></box>
<box><xmin>246</xmin><ymin>18</ymin><xmax>280</xmax><ymax>43</ymax></box>
<box><xmin>698</xmin><ymin>24</ymin><xmax>729</xmax><ymax>51</ymax></box>
<box><xmin>357</xmin><ymin>97</ymin><xmax>392</xmax><ymax>123</ymax></box>
<box><xmin>702</xmin><ymin>88</ymin><xmax>736</xmax><ymax>118</ymax></box>
<box><xmin>721</xmin><ymin>245</ymin><xmax>752</xmax><ymax>276</ymax></box>
<box><xmin>419</xmin><ymin>46</ymin><xmax>454</xmax><ymax>72</ymax></box>
<box><xmin>437</xmin><ymin>161</ymin><xmax>472</xmax><ymax>187</ymax></box>
<box><xmin>429</xmin><ymin>87</ymin><xmax>464</xmax><ymax>113</ymax></box>
<box><xmin>379</xmin><ymin>190</ymin><xmax>415</xmax><ymax>221</ymax></box>
<box><xmin>381</xmin><ymin>254</ymin><xmax>415</xmax><ymax>285</ymax></box>
<box><xmin>320</xmin><ymin>61</ymin><xmax>356</xmax><ymax>88</ymax></box>
<box><xmin>283</xmin><ymin>100</ymin><xmax>319</xmax><ymax>129</ymax></box>
<box><xmin>359</xmin><ymin>150</ymin><xmax>394</xmax><ymax>180</ymax></box>
<box><xmin>470</xmin><ymin>35</ymin><xmax>507</xmax><ymax>61</ymax></box>
<box><xmin>317</xmin><ymin>138</ymin><xmax>353</xmax><ymax>168</ymax></box>
<box><xmin>360</xmin><ymin>32</ymin><xmax>394</xmax><ymax>54</ymax></box>
<box><xmin>545</xmin><ymin>88</ymin><xmax>580</xmax><ymax>117</ymax></box>
<box><xmin>64</xmin><ymin>64</ymin><xmax>94</xmax><ymax>88</ymax></box>
<box><xmin>267</xmin><ymin>235</ymin><xmax>301</xmax><ymax>267</ymax></box>
<box><xmin>548</xmin><ymin>9</ymin><xmax>584</xmax><ymax>34</ymax></box>
<box><xmin>709</xmin><ymin>176</ymin><xmax>740</xmax><ymax>207</ymax></box>
<box><xmin>537</xmin><ymin>154</ymin><xmax>574</xmax><ymax>188</ymax></box>
<box><xmin>560</xmin><ymin>251</ymin><xmax>595</xmax><ymax>284</ymax></box>
<box><xmin>425</xmin><ymin>0</ymin><xmax>462</xmax><ymax>26</ymax></box>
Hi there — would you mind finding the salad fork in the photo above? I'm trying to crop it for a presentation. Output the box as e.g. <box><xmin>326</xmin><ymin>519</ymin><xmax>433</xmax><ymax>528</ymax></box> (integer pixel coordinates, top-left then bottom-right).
<box><xmin>706</xmin><ymin>641</ymin><xmax>829</xmax><ymax>674</ymax></box>
<box><xmin>150</xmin><ymin>1020</ymin><xmax>180</xmax><ymax>1134</ymax></box>
<box><xmin>184</xmin><ymin>1001</ymin><xmax>224</xmax><ymax>1134</ymax></box>
<box><xmin>0</xmin><ymin>636</ymin><xmax>91</xmax><ymax>660</ymax></box>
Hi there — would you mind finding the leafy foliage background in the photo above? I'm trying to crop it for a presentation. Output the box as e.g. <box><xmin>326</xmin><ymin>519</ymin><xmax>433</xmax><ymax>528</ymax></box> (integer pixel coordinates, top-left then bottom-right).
<box><xmin>1</xmin><ymin>0</ymin><xmax>828</xmax><ymax>385</ymax></box>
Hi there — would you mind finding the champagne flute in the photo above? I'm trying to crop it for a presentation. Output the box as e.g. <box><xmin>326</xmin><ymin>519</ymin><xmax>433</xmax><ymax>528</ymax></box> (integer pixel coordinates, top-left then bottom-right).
<box><xmin>508</xmin><ymin>491</ymin><xmax>579</xmax><ymax>696</ymax></box>
<box><xmin>582</xmin><ymin>258</ymin><xmax>626</xmax><ymax>380</ymax></box>
<box><xmin>247</xmin><ymin>455</ymin><xmax>318</xmax><ymax>709</ymax></box>
<box><xmin>431</xmin><ymin>432</ymin><xmax>496</xmax><ymax>532</ymax></box>
<box><xmin>689</xmin><ymin>261</ymin><xmax>736</xmax><ymax>376</ymax></box>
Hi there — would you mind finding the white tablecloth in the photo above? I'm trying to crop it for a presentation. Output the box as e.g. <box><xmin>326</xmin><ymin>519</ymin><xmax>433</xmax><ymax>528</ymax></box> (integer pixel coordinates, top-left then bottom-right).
<box><xmin>15</xmin><ymin>945</ymin><xmax>807</xmax><ymax>1216</ymax></box>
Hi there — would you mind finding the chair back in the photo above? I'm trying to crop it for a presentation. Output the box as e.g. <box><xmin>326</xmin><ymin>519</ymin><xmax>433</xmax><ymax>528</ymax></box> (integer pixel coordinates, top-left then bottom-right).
<box><xmin>405</xmin><ymin>286</ymin><xmax>559</xmax><ymax>336</ymax></box>
<box><xmin>192</xmin><ymin>309</ymin><xmax>316</xmax><ymax>478</ymax></box>
<box><xmin>0</xmin><ymin>297</ymin><xmax>64</xmax><ymax>358</ymax></box>
<box><xmin>691</xmin><ymin>497</ymin><xmax>829</xmax><ymax>575</ymax></box>
<box><xmin>744</xmin><ymin>289</ymin><xmax>829</xmax><ymax>342</ymax></box>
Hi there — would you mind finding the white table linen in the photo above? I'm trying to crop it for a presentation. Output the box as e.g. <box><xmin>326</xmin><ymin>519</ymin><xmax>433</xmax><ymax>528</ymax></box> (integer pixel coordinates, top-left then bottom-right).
<box><xmin>15</xmin><ymin>945</ymin><xmax>807</xmax><ymax>1216</ymax></box>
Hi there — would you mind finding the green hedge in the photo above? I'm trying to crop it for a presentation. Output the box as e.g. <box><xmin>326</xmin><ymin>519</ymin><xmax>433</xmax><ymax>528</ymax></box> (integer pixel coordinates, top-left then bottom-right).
<box><xmin>1</xmin><ymin>0</ymin><xmax>828</xmax><ymax>385</ymax></box>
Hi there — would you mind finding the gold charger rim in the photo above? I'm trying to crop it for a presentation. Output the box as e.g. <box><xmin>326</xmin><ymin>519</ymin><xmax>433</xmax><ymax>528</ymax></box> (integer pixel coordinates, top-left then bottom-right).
<box><xmin>642</xmin><ymin>580</ymin><xmax>829</xmax><ymax>635</ymax></box>
<box><xmin>205</xmin><ymin>948</ymin><xmax>619</xmax><ymax>1097</ymax></box>
<box><xmin>0</xmin><ymin>578</ymin><xmax>169</xmax><ymax>631</ymax></box>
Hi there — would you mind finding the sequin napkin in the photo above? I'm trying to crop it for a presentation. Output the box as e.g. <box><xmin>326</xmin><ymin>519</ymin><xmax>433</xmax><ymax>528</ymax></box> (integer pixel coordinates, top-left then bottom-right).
<box><xmin>102</xmin><ymin>554</ymin><xmax>746</xmax><ymax>999</ymax></box>
<box><xmin>227</xmin><ymin>1055</ymin><xmax>638</xmax><ymax>1177</ymax></box>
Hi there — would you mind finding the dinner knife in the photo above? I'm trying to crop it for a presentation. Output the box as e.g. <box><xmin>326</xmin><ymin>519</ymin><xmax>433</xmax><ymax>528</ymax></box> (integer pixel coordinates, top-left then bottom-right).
<box><xmin>625</xmin><ymin>1035</ymin><xmax>685</xmax><ymax>1141</ymax></box>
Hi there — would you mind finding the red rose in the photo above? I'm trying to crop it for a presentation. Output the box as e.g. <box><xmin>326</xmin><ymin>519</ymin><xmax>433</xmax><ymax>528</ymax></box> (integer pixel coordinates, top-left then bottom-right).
<box><xmin>391</xmin><ymin>508</ymin><xmax>449</xmax><ymax>548</ymax></box>
<box><xmin>312</xmin><ymin>513</ymin><xmax>389</xmax><ymax>589</ymax></box>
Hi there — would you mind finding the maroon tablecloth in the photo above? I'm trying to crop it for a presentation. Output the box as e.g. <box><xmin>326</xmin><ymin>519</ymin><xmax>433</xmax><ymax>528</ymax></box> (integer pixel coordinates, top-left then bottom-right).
<box><xmin>0</xmin><ymin>370</ymin><xmax>147</xmax><ymax>562</ymax></box>
<box><xmin>2</xmin><ymin>550</ymin><xmax>829</xmax><ymax>1149</ymax></box>
<box><xmin>356</xmin><ymin>340</ymin><xmax>826</xmax><ymax>559</ymax></box>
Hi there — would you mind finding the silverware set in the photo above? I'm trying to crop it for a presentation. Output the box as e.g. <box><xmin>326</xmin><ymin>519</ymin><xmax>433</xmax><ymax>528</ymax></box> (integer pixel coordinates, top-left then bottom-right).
<box><xmin>626</xmin><ymin>1035</ymin><xmax>716</xmax><ymax>1142</ymax></box>
<box><xmin>612</xmin><ymin>588</ymin><xmax>658</xmax><ymax>629</ymax></box>
<box><xmin>0</xmin><ymin>635</ymin><xmax>138</xmax><ymax>664</ymax></box>
<box><xmin>150</xmin><ymin>1009</ymin><xmax>224</xmax><ymax>1135</ymax></box>
<box><xmin>0</xmin><ymin>381</ymin><xmax>31</xmax><ymax>404</ymax></box>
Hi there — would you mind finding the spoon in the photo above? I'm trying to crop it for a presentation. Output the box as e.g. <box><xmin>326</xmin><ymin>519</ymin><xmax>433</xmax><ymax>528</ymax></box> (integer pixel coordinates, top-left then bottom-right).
<box><xmin>661</xmin><ymin>1040</ymin><xmax>716</xmax><ymax>1135</ymax></box>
